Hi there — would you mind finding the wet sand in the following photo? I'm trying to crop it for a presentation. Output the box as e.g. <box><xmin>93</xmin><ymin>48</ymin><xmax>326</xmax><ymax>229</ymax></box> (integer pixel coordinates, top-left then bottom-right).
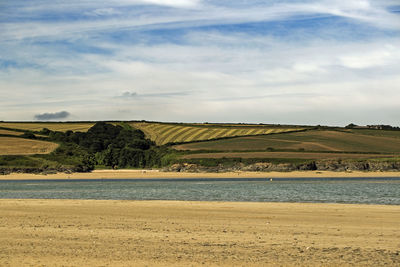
<box><xmin>0</xmin><ymin>199</ymin><xmax>399</xmax><ymax>266</ymax></box>
<box><xmin>2</xmin><ymin>169</ymin><xmax>400</xmax><ymax>180</ymax></box>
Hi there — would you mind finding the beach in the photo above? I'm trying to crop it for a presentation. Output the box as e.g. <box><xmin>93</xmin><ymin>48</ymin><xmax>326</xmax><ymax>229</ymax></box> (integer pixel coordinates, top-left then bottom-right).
<box><xmin>2</xmin><ymin>169</ymin><xmax>400</xmax><ymax>180</ymax></box>
<box><xmin>0</xmin><ymin>199</ymin><xmax>399</xmax><ymax>266</ymax></box>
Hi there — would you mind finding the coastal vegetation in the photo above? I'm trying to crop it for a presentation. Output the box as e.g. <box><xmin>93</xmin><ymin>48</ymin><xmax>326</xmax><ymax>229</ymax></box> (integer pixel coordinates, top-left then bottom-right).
<box><xmin>0</xmin><ymin>122</ymin><xmax>170</xmax><ymax>173</ymax></box>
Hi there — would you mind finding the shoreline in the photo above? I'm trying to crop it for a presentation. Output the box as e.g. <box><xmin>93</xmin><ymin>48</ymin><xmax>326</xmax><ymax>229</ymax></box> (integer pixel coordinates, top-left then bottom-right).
<box><xmin>2</xmin><ymin>169</ymin><xmax>400</xmax><ymax>180</ymax></box>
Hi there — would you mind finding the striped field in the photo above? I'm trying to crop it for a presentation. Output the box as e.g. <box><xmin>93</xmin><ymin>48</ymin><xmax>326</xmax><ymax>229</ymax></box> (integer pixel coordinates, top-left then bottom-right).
<box><xmin>130</xmin><ymin>122</ymin><xmax>303</xmax><ymax>145</ymax></box>
<box><xmin>0</xmin><ymin>129</ymin><xmax>22</xmax><ymax>136</ymax></box>
<box><xmin>0</xmin><ymin>122</ymin><xmax>94</xmax><ymax>132</ymax></box>
<box><xmin>0</xmin><ymin>137</ymin><xmax>59</xmax><ymax>155</ymax></box>
<box><xmin>0</xmin><ymin>122</ymin><xmax>305</xmax><ymax>146</ymax></box>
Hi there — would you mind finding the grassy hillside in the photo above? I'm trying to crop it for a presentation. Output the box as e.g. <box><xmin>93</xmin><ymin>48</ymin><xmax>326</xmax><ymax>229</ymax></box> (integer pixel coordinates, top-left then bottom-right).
<box><xmin>0</xmin><ymin>137</ymin><xmax>59</xmax><ymax>155</ymax></box>
<box><xmin>173</xmin><ymin>129</ymin><xmax>400</xmax><ymax>154</ymax></box>
<box><xmin>130</xmin><ymin>122</ymin><xmax>305</xmax><ymax>145</ymax></box>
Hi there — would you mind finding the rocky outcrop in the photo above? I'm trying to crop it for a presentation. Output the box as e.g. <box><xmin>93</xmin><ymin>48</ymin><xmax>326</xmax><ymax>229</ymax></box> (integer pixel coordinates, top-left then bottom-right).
<box><xmin>163</xmin><ymin>160</ymin><xmax>400</xmax><ymax>173</ymax></box>
<box><xmin>0</xmin><ymin>166</ymin><xmax>75</xmax><ymax>175</ymax></box>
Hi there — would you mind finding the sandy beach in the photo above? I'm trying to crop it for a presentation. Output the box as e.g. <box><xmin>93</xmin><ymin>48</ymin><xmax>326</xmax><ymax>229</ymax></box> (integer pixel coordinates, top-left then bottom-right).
<box><xmin>0</xmin><ymin>199</ymin><xmax>399</xmax><ymax>266</ymax></box>
<box><xmin>2</xmin><ymin>169</ymin><xmax>400</xmax><ymax>180</ymax></box>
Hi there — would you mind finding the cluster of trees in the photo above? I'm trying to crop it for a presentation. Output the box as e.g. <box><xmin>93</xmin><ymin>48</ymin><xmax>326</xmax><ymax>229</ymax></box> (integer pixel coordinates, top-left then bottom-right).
<box><xmin>366</xmin><ymin>125</ymin><xmax>400</xmax><ymax>130</ymax></box>
<box><xmin>346</xmin><ymin>123</ymin><xmax>400</xmax><ymax>130</ymax></box>
<box><xmin>41</xmin><ymin>122</ymin><xmax>169</xmax><ymax>171</ymax></box>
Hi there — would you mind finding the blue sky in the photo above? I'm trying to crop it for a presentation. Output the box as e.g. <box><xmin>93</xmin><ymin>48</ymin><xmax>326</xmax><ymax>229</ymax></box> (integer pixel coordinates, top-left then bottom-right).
<box><xmin>0</xmin><ymin>0</ymin><xmax>399</xmax><ymax>125</ymax></box>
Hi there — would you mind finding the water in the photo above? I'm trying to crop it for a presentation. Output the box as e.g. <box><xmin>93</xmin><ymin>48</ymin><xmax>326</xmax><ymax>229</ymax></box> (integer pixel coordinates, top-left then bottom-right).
<box><xmin>0</xmin><ymin>177</ymin><xmax>399</xmax><ymax>205</ymax></box>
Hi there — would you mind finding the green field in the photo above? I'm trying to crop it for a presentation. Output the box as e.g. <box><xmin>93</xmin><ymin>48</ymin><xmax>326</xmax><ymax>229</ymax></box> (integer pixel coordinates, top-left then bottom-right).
<box><xmin>130</xmin><ymin>122</ymin><xmax>305</xmax><ymax>145</ymax></box>
<box><xmin>173</xmin><ymin>129</ymin><xmax>400</xmax><ymax>154</ymax></box>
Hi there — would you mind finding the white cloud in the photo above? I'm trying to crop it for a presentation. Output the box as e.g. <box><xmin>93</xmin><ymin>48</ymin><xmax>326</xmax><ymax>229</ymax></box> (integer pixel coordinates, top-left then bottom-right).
<box><xmin>85</xmin><ymin>8</ymin><xmax>121</xmax><ymax>16</ymax></box>
<box><xmin>1</xmin><ymin>0</ymin><xmax>399</xmax><ymax>41</ymax></box>
<box><xmin>139</xmin><ymin>0</ymin><xmax>201</xmax><ymax>8</ymax></box>
<box><xmin>2</xmin><ymin>32</ymin><xmax>400</xmax><ymax>123</ymax></box>
<box><xmin>339</xmin><ymin>45</ymin><xmax>398</xmax><ymax>69</ymax></box>
<box><xmin>1</xmin><ymin>0</ymin><xmax>400</xmax><ymax>124</ymax></box>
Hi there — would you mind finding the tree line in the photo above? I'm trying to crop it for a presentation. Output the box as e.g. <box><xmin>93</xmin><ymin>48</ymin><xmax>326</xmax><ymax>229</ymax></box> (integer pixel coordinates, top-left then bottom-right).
<box><xmin>39</xmin><ymin>122</ymin><xmax>170</xmax><ymax>171</ymax></box>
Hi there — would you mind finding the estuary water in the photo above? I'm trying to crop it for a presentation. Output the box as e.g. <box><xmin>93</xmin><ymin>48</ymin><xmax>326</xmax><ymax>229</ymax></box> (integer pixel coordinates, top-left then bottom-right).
<box><xmin>0</xmin><ymin>177</ymin><xmax>400</xmax><ymax>205</ymax></box>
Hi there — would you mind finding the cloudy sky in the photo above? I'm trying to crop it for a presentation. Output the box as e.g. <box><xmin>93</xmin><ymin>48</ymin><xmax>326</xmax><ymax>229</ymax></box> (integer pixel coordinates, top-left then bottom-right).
<box><xmin>1</xmin><ymin>0</ymin><xmax>399</xmax><ymax>125</ymax></box>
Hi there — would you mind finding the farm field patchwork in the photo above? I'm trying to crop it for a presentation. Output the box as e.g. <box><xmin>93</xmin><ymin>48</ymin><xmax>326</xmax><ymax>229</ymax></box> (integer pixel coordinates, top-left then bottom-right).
<box><xmin>173</xmin><ymin>130</ymin><xmax>400</xmax><ymax>154</ymax></box>
<box><xmin>0</xmin><ymin>137</ymin><xmax>59</xmax><ymax>155</ymax></box>
<box><xmin>0</xmin><ymin>122</ymin><xmax>94</xmax><ymax>132</ymax></box>
<box><xmin>130</xmin><ymin>122</ymin><xmax>304</xmax><ymax>145</ymax></box>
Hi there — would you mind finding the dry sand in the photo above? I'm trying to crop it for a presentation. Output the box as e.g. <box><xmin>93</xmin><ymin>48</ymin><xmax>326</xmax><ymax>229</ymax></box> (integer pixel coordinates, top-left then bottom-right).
<box><xmin>2</xmin><ymin>169</ymin><xmax>400</xmax><ymax>180</ymax></box>
<box><xmin>0</xmin><ymin>199</ymin><xmax>399</xmax><ymax>266</ymax></box>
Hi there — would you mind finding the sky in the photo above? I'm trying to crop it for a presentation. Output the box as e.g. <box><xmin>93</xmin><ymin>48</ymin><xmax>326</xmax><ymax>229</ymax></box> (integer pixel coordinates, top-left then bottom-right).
<box><xmin>0</xmin><ymin>0</ymin><xmax>399</xmax><ymax>126</ymax></box>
